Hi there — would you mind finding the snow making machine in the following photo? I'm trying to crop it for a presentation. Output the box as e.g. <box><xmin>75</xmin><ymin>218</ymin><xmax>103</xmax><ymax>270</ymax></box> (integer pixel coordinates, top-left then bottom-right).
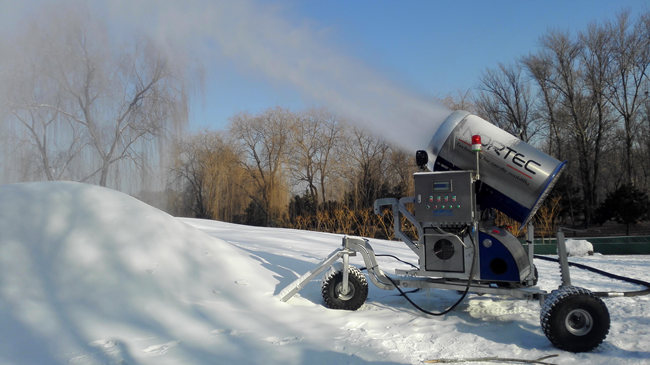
<box><xmin>279</xmin><ymin>110</ymin><xmax>612</xmax><ymax>352</ymax></box>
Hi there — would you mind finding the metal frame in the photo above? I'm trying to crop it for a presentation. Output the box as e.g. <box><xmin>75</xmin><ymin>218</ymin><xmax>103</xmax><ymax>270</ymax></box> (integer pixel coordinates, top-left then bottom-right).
<box><xmin>278</xmin><ymin>235</ymin><xmax>550</xmax><ymax>303</ymax></box>
<box><xmin>373</xmin><ymin>197</ymin><xmax>422</xmax><ymax>254</ymax></box>
<box><xmin>277</xmin><ymin>195</ymin><xmax>575</xmax><ymax>304</ymax></box>
<box><xmin>278</xmin><ymin>145</ymin><xmax>574</xmax><ymax>306</ymax></box>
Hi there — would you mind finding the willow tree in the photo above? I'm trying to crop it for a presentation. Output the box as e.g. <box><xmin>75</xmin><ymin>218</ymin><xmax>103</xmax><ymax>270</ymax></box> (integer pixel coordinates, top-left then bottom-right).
<box><xmin>1</xmin><ymin>4</ymin><xmax>188</xmax><ymax>189</ymax></box>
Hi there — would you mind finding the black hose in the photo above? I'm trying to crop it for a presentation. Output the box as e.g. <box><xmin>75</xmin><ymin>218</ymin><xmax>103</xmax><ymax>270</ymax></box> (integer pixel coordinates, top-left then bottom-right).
<box><xmin>383</xmin><ymin>232</ymin><xmax>478</xmax><ymax>316</ymax></box>
<box><xmin>384</xmin><ymin>275</ymin><xmax>471</xmax><ymax>316</ymax></box>
<box><xmin>534</xmin><ymin>255</ymin><xmax>650</xmax><ymax>297</ymax></box>
<box><xmin>374</xmin><ymin>254</ymin><xmax>419</xmax><ymax>270</ymax></box>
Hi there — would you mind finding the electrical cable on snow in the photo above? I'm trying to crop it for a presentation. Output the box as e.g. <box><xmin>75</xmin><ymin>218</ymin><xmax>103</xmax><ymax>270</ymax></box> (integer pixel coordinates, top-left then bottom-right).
<box><xmin>382</xmin><ymin>232</ymin><xmax>479</xmax><ymax>316</ymax></box>
<box><xmin>424</xmin><ymin>353</ymin><xmax>559</xmax><ymax>364</ymax></box>
<box><xmin>534</xmin><ymin>255</ymin><xmax>650</xmax><ymax>297</ymax></box>
<box><xmin>384</xmin><ymin>275</ymin><xmax>471</xmax><ymax>316</ymax></box>
<box><xmin>358</xmin><ymin>254</ymin><xmax>421</xmax><ymax>295</ymax></box>
<box><xmin>357</xmin><ymin>256</ymin><xmax>468</xmax><ymax>315</ymax></box>
<box><xmin>365</xmin><ymin>240</ymin><xmax>650</xmax><ymax>318</ymax></box>
<box><xmin>374</xmin><ymin>254</ymin><xmax>419</xmax><ymax>270</ymax></box>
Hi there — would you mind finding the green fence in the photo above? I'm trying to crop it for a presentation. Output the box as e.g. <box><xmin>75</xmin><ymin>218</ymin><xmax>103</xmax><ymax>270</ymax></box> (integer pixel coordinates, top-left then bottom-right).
<box><xmin>521</xmin><ymin>235</ymin><xmax>650</xmax><ymax>255</ymax></box>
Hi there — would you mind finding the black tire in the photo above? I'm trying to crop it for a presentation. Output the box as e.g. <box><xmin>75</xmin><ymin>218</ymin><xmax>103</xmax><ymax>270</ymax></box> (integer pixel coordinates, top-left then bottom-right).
<box><xmin>540</xmin><ymin>286</ymin><xmax>610</xmax><ymax>352</ymax></box>
<box><xmin>321</xmin><ymin>266</ymin><xmax>368</xmax><ymax>310</ymax></box>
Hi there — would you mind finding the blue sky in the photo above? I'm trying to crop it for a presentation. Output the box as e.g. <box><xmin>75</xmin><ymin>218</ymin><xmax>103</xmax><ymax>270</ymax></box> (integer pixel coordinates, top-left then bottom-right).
<box><xmin>191</xmin><ymin>0</ymin><xmax>650</xmax><ymax>132</ymax></box>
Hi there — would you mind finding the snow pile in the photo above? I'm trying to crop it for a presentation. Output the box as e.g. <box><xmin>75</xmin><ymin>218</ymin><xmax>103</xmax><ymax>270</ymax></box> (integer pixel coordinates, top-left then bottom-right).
<box><xmin>565</xmin><ymin>239</ymin><xmax>594</xmax><ymax>256</ymax></box>
<box><xmin>0</xmin><ymin>182</ymin><xmax>300</xmax><ymax>364</ymax></box>
<box><xmin>1</xmin><ymin>181</ymin><xmax>649</xmax><ymax>364</ymax></box>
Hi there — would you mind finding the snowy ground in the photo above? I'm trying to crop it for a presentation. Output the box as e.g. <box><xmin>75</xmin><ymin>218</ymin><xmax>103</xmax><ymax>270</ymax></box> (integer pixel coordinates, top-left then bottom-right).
<box><xmin>1</xmin><ymin>182</ymin><xmax>649</xmax><ymax>364</ymax></box>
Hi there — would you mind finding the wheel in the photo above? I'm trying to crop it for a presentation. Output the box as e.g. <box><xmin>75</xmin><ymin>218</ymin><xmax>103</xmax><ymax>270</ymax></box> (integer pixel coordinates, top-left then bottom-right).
<box><xmin>321</xmin><ymin>266</ymin><xmax>368</xmax><ymax>310</ymax></box>
<box><xmin>540</xmin><ymin>286</ymin><xmax>610</xmax><ymax>352</ymax></box>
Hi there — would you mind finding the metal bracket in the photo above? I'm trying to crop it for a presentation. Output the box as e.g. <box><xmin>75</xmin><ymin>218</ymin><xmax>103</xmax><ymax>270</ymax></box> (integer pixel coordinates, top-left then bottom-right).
<box><xmin>278</xmin><ymin>233</ymin><xmax>550</xmax><ymax>303</ymax></box>
<box><xmin>277</xmin><ymin>236</ymin><xmax>397</xmax><ymax>302</ymax></box>
<box><xmin>342</xmin><ymin>236</ymin><xmax>395</xmax><ymax>290</ymax></box>
<box><xmin>525</xmin><ymin>222</ymin><xmax>536</xmax><ymax>285</ymax></box>
<box><xmin>556</xmin><ymin>229</ymin><xmax>572</xmax><ymax>287</ymax></box>
<box><xmin>277</xmin><ymin>247</ymin><xmax>347</xmax><ymax>302</ymax></box>
<box><xmin>373</xmin><ymin>197</ymin><xmax>423</xmax><ymax>255</ymax></box>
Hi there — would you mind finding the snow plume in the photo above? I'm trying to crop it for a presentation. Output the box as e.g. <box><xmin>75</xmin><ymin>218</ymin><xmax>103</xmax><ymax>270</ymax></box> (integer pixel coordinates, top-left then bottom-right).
<box><xmin>107</xmin><ymin>0</ymin><xmax>451</xmax><ymax>151</ymax></box>
<box><xmin>1</xmin><ymin>0</ymin><xmax>451</xmax><ymax>153</ymax></box>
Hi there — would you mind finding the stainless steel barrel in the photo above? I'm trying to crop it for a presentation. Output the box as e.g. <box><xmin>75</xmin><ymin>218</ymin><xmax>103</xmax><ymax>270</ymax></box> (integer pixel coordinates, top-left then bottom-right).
<box><xmin>425</xmin><ymin>111</ymin><xmax>565</xmax><ymax>228</ymax></box>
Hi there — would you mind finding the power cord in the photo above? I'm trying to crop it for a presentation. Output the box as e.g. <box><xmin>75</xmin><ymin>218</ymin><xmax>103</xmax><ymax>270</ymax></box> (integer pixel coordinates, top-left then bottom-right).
<box><xmin>383</xmin><ymin>233</ymin><xmax>478</xmax><ymax>316</ymax></box>
<box><xmin>374</xmin><ymin>254</ymin><xmax>419</xmax><ymax>270</ymax></box>
<box><xmin>534</xmin><ymin>254</ymin><xmax>650</xmax><ymax>297</ymax></box>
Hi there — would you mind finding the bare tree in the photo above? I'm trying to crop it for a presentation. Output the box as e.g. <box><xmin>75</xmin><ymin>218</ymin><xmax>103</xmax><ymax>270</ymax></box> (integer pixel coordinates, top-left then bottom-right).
<box><xmin>289</xmin><ymin>111</ymin><xmax>321</xmax><ymax>202</ymax></box>
<box><xmin>9</xmin><ymin>106</ymin><xmax>84</xmax><ymax>181</ymax></box>
<box><xmin>531</xmin><ymin>30</ymin><xmax>612</xmax><ymax>225</ymax></box>
<box><xmin>522</xmin><ymin>53</ymin><xmax>564</xmax><ymax>158</ymax></box>
<box><xmin>314</xmin><ymin>111</ymin><xmax>343</xmax><ymax>204</ymax></box>
<box><xmin>385</xmin><ymin>147</ymin><xmax>415</xmax><ymax>197</ymax></box>
<box><xmin>342</xmin><ymin>127</ymin><xmax>390</xmax><ymax>210</ymax></box>
<box><xmin>3</xmin><ymin>15</ymin><xmax>86</xmax><ymax>182</ymax></box>
<box><xmin>439</xmin><ymin>89</ymin><xmax>476</xmax><ymax>113</ymax></box>
<box><xmin>171</xmin><ymin>132</ymin><xmax>247</xmax><ymax>220</ymax></box>
<box><xmin>2</xmin><ymin>4</ymin><xmax>188</xmax><ymax>189</ymax></box>
<box><xmin>642</xmin><ymin>89</ymin><xmax>650</xmax><ymax>191</ymax></box>
<box><xmin>605</xmin><ymin>12</ymin><xmax>650</xmax><ymax>185</ymax></box>
<box><xmin>580</xmin><ymin>20</ymin><xmax>618</xmax><ymax>196</ymax></box>
<box><xmin>230</xmin><ymin>107</ymin><xmax>293</xmax><ymax>225</ymax></box>
<box><xmin>58</xmin><ymin>35</ymin><xmax>185</xmax><ymax>187</ymax></box>
<box><xmin>476</xmin><ymin>63</ymin><xmax>539</xmax><ymax>142</ymax></box>
<box><xmin>171</xmin><ymin>133</ymin><xmax>212</xmax><ymax>218</ymax></box>
<box><xmin>288</xmin><ymin>108</ymin><xmax>343</xmax><ymax>205</ymax></box>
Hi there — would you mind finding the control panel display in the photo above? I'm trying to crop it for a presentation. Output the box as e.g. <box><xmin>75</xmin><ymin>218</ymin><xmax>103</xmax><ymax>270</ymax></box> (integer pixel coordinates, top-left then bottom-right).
<box><xmin>414</xmin><ymin>171</ymin><xmax>475</xmax><ymax>226</ymax></box>
<box><xmin>433</xmin><ymin>181</ymin><xmax>451</xmax><ymax>192</ymax></box>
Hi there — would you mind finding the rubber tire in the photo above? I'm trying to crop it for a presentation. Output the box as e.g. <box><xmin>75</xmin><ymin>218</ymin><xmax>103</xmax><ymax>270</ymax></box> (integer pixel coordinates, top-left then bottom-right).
<box><xmin>540</xmin><ymin>286</ymin><xmax>610</xmax><ymax>352</ymax></box>
<box><xmin>321</xmin><ymin>266</ymin><xmax>368</xmax><ymax>310</ymax></box>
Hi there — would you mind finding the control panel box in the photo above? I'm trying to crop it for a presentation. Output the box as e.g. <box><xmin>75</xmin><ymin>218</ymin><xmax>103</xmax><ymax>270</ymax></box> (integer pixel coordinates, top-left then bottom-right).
<box><xmin>414</xmin><ymin>171</ymin><xmax>475</xmax><ymax>226</ymax></box>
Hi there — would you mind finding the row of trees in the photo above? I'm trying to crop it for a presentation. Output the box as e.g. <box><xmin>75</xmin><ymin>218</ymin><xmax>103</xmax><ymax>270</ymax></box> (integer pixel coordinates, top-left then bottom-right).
<box><xmin>2</xmin><ymin>6</ymin><xmax>648</xmax><ymax>237</ymax></box>
<box><xmin>169</xmin><ymin>10</ymin><xmax>650</xmax><ymax>236</ymax></box>
<box><xmin>170</xmin><ymin>100</ymin><xmax>645</xmax><ymax>239</ymax></box>
<box><xmin>473</xmin><ymin>11</ymin><xmax>650</xmax><ymax>230</ymax></box>
<box><xmin>169</xmin><ymin>107</ymin><xmax>413</xmax><ymax>232</ymax></box>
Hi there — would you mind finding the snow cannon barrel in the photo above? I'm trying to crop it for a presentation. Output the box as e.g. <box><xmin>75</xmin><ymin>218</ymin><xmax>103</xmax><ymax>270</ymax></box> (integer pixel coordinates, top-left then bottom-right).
<box><xmin>425</xmin><ymin>110</ymin><xmax>565</xmax><ymax>228</ymax></box>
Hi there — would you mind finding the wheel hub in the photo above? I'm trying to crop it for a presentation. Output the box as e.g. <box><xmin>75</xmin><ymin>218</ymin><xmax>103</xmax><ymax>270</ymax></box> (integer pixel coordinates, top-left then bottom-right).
<box><xmin>565</xmin><ymin>308</ymin><xmax>593</xmax><ymax>336</ymax></box>
<box><xmin>335</xmin><ymin>282</ymin><xmax>355</xmax><ymax>301</ymax></box>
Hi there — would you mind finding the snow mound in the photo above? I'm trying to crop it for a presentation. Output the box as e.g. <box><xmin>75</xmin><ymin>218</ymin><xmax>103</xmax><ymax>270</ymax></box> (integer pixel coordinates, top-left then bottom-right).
<box><xmin>1</xmin><ymin>182</ymin><xmax>648</xmax><ymax>365</ymax></box>
<box><xmin>565</xmin><ymin>239</ymin><xmax>594</xmax><ymax>256</ymax></box>
<box><xmin>0</xmin><ymin>182</ymin><xmax>275</xmax><ymax>364</ymax></box>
